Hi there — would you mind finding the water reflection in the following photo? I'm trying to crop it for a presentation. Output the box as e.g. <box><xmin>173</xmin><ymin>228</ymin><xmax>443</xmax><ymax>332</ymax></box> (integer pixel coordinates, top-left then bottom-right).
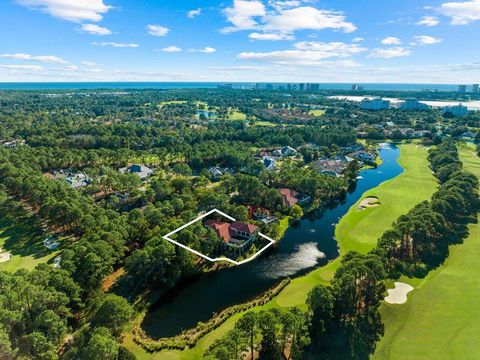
<box><xmin>141</xmin><ymin>144</ymin><xmax>403</xmax><ymax>338</ymax></box>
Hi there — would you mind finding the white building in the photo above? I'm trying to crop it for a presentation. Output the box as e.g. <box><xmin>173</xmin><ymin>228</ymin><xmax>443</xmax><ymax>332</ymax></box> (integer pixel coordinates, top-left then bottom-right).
<box><xmin>443</xmin><ymin>104</ymin><xmax>468</xmax><ymax>117</ymax></box>
<box><xmin>360</xmin><ymin>97</ymin><xmax>390</xmax><ymax>111</ymax></box>
<box><xmin>400</xmin><ymin>98</ymin><xmax>430</xmax><ymax>111</ymax></box>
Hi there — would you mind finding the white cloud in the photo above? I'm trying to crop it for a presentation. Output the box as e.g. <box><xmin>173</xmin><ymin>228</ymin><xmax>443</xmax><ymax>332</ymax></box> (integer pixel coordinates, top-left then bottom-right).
<box><xmin>147</xmin><ymin>24</ymin><xmax>170</xmax><ymax>37</ymax></box>
<box><xmin>81</xmin><ymin>61</ymin><xmax>97</xmax><ymax>66</ymax></box>
<box><xmin>414</xmin><ymin>35</ymin><xmax>442</xmax><ymax>44</ymax></box>
<box><xmin>16</xmin><ymin>0</ymin><xmax>110</xmax><ymax>22</ymax></box>
<box><xmin>222</xmin><ymin>0</ymin><xmax>356</xmax><ymax>35</ymax></box>
<box><xmin>161</xmin><ymin>46</ymin><xmax>182</xmax><ymax>52</ymax></box>
<box><xmin>269</xmin><ymin>1</ymin><xmax>302</xmax><ymax>10</ymax></box>
<box><xmin>0</xmin><ymin>64</ymin><xmax>44</xmax><ymax>71</ymax></box>
<box><xmin>249</xmin><ymin>32</ymin><xmax>294</xmax><ymax>40</ymax></box>
<box><xmin>439</xmin><ymin>0</ymin><xmax>480</xmax><ymax>24</ymax></box>
<box><xmin>223</xmin><ymin>0</ymin><xmax>266</xmax><ymax>32</ymax></box>
<box><xmin>369</xmin><ymin>47</ymin><xmax>411</xmax><ymax>58</ymax></box>
<box><xmin>381</xmin><ymin>36</ymin><xmax>401</xmax><ymax>45</ymax></box>
<box><xmin>352</xmin><ymin>37</ymin><xmax>364</xmax><ymax>42</ymax></box>
<box><xmin>416</xmin><ymin>16</ymin><xmax>440</xmax><ymax>26</ymax></box>
<box><xmin>263</xmin><ymin>7</ymin><xmax>356</xmax><ymax>33</ymax></box>
<box><xmin>208</xmin><ymin>65</ymin><xmax>267</xmax><ymax>71</ymax></box>
<box><xmin>198</xmin><ymin>47</ymin><xmax>217</xmax><ymax>53</ymax></box>
<box><xmin>80</xmin><ymin>23</ymin><xmax>112</xmax><ymax>35</ymax></box>
<box><xmin>294</xmin><ymin>41</ymin><xmax>367</xmax><ymax>55</ymax></box>
<box><xmin>0</xmin><ymin>53</ymin><xmax>66</xmax><ymax>63</ymax></box>
<box><xmin>187</xmin><ymin>8</ymin><xmax>202</xmax><ymax>18</ymax></box>
<box><xmin>238</xmin><ymin>41</ymin><xmax>366</xmax><ymax>65</ymax></box>
<box><xmin>92</xmin><ymin>42</ymin><xmax>139</xmax><ymax>48</ymax></box>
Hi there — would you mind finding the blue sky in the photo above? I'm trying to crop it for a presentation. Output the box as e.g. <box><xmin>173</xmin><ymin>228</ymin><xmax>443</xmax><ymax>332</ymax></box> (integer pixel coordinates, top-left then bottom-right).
<box><xmin>0</xmin><ymin>0</ymin><xmax>479</xmax><ymax>83</ymax></box>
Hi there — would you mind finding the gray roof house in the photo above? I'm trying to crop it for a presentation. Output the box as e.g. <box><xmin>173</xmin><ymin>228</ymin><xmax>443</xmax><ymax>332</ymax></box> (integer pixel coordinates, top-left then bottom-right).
<box><xmin>208</xmin><ymin>166</ymin><xmax>234</xmax><ymax>180</ymax></box>
<box><xmin>119</xmin><ymin>164</ymin><xmax>153</xmax><ymax>180</ymax></box>
<box><xmin>65</xmin><ymin>172</ymin><xmax>91</xmax><ymax>189</ymax></box>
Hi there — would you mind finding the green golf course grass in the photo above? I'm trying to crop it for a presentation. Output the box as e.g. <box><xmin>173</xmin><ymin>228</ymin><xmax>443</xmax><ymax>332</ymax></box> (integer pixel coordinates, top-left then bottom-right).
<box><xmin>0</xmin><ymin>217</ymin><xmax>59</xmax><ymax>272</ymax></box>
<box><xmin>374</xmin><ymin>144</ymin><xmax>480</xmax><ymax>360</ymax></box>
<box><xmin>124</xmin><ymin>143</ymin><xmax>437</xmax><ymax>360</ymax></box>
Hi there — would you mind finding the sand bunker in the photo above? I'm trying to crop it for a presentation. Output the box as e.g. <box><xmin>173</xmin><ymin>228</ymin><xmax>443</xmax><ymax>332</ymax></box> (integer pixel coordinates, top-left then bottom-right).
<box><xmin>0</xmin><ymin>251</ymin><xmax>11</xmax><ymax>263</ymax></box>
<box><xmin>357</xmin><ymin>196</ymin><xmax>381</xmax><ymax>209</ymax></box>
<box><xmin>385</xmin><ymin>282</ymin><xmax>414</xmax><ymax>304</ymax></box>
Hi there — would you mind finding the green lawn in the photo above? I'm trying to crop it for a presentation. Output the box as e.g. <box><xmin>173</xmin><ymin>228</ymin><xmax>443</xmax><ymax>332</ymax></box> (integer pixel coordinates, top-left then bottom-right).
<box><xmin>226</xmin><ymin>109</ymin><xmax>247</xmax><ymax>120</ymax></box>
<box><xmin>374</xmin><ymin>144</ymin><xmax>480</xmax><ymax>360</ymax></box>
<box><xmin>336</xmin><ymin>143</ymin><xmax>437</xmax><ymax>254</ymax></box>
<box><xmin>308</xmin><ymin>109</ymin><xmax>326</xmax><ymax>116</ymax></box>
<box><xmin>0</xmin><ymin>217</ymin><xmax>59</xmax><ymax>272</ymax></box>
<box><xmin>124</xmin><ymin>143</ymin><xmax>437</xmax><ymax>360</ymax></box>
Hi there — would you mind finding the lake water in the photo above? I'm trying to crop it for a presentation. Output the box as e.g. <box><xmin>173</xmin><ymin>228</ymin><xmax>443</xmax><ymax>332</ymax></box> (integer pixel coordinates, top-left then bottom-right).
<box><xmin>329</xmin><ymin>95</ymin><xmax>480</xmax><ymax>111</ymax></box>
<box><xmin>141</xmin><ymin>144</ymin><xmax>403</xmax><ymax>339</ymax></box>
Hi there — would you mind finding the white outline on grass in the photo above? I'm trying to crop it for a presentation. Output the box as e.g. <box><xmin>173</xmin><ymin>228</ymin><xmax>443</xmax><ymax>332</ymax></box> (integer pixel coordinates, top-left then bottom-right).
<box><xmin>163</xmin><ymin>209</ymin><xmax>276</xmax><ymax>266</ymax></box>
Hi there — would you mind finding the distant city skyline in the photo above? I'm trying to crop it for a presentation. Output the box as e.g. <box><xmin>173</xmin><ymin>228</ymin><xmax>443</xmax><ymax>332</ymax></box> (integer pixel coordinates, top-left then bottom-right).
<box><xmin>0</xmin><ymin>0</ymin><xmax>480</xmax><ymax>83</ymax></box>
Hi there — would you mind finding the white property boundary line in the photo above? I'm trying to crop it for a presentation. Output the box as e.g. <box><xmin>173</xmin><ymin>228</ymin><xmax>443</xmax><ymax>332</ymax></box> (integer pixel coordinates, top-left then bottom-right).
<box><xmin>163</xmin><ymin>208</ymin><xmax>276</xmax><ymax>266</ymax></box>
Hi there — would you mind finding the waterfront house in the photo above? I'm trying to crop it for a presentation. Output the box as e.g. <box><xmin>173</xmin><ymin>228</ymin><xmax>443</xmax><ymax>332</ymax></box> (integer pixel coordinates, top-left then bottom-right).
<box><xmin>279</xmin><ymin>188</ymin><xmax>311</xmax><ymax>208</ymax></box>
<box><xmin>204</xmin><ymin>219</ymin><xmax>258</xmax><ymax>253</ymax></box>
<box><xmin>247</xmin><ymin>205</ymin><xmax>278</xmax><ymax>224</ymax></box>
<box><xmin>119</xmin><ymin>164</ymin><xmax>153</xmax><ymax>180</ymax></box>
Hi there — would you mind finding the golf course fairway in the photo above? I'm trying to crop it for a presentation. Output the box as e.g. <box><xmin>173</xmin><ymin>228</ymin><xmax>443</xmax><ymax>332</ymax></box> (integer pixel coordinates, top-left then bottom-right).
<box><xmin>125</xmin><ymin>143</ymin><xmax>437</xmax><ymax>360</ymax></box>
<box><xmin>374</xmin><ymin>145</ymin><xmax>480</xmax><ymax>360</ymax></box>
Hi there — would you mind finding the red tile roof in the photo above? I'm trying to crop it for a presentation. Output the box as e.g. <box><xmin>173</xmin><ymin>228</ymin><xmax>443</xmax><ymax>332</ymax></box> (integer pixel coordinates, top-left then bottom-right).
<box><xmin>230</xmin><ymin>221</ymin><xmax>258</xmax><ymax>234</ymax></box>
<box><xmin>279</xmin><ymin>188</ymin><xmax>298</xmax><ymax>207</ymax></box>
<box><xmin>204</xmin><ymin>219</ymin><xmax>258</xmax><ymax>243</ymax></box>
<box><xmin>204</xmin><ymin>219</ymin><xmax>232</xmax><ymax>243</ymax></box>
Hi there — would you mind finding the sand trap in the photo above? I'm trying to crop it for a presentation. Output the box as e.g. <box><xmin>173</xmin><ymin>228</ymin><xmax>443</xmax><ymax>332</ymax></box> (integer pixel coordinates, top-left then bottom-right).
<box><xmin>385</xmin><ymin>282</ymin><xmax>414</xmax><ymax>304</ymax></box>
<box><xmin>0</xmin><ymin>252</ymin><xmax>11</xmax><ymax>263</ymax></box>
<box><xmin>357</xmin><ymin>196</ymin><xmax>381</xmax><ymax>209</ymax></box>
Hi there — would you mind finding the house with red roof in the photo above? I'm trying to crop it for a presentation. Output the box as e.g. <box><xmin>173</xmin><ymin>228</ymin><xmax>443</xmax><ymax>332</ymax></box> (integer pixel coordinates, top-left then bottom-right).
<box><xmin>279</xmin><ymin>188</ymin><xmax>311</xmax><ymax>208</ymax></box>
<box><xmin>204</xmin><ymin>219</ymin><xmax>258</xmax><ymax>252</ymax></box>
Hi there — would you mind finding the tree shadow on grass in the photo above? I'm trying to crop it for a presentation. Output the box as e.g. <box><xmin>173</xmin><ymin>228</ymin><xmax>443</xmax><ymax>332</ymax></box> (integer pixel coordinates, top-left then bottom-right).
<box><xmin>0</xmin><ymin>217</ymin><xmax>52</xmax><ymax>260</ymax></box>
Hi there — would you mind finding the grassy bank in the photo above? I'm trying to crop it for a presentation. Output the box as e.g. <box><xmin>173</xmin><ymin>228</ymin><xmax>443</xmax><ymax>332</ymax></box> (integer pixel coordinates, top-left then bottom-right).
<box><xmin>0</xmin><ymin>217</ymin><xmax>59</xmax><ymax>272</ymax></box>
<box><xmin>124</xmin><ymin>144</ymin><xmax>436</xmax><ymax>360</ymax></box>
<box><xmin>374</xmin><ymin>144</ymin><xmax>480</xmax><ymax>360</ymax></box>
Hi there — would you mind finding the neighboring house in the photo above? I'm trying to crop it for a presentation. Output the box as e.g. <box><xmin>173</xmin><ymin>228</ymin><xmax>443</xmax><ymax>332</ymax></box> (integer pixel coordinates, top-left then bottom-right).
<box><xmin>44</xmin><ymin>169</ymin><xmax>68</xmax><ymax>181</ymax></box>
<box><xmin>44</xmin><ymin>169</ymin><xmax>91</xmax><ymax>188</ymax></box>
<box><xmin>65</xmin><ymin>172</ymin><xmax>91</xmax><ymax>189</ymax></box>
<box><xmin>119</xmin><ymin>164</ymin><xmax>153</xmax><ymax>180</ymax></box>
<box><xmin>247</xmin><ymin>205</ymin><xmax>277</xmax><ymax>224</ymax></box>
<box><xmin>351</xmin><ymin>151</ymin><xmax>375</xmax><ymax>163</ymax></box>
<box><xmin>279</xmin><ymin>188</ymin><xmax>311</xmax><ymax>208</ymax></box>
<box><xmin>272</xmin><ymin>146</ymin><xmax>297</xmax><ymax>158</ymax></box>
<box><xmin>208</xmin><ymin>166</ymin><xmax>234</xmax><ymax>180</ymax></box>
<box><xmin>204</xmin><ymin>219</ymin><xmax>258</xmax><ymax>253</ymax></box>
<box><xmin>1</xmin><ymin>139</ymin><xmax>25</xmax><ymax>148</ymax></box>
<box><xmin>263</xmin><ymin>156</ymin><xmax>277</xmax><ymax>170</ymax></box>
<box><xmin>311</xmin><ymin>156</ymin><xmax>353</xmax><ymax>177</ymax></box>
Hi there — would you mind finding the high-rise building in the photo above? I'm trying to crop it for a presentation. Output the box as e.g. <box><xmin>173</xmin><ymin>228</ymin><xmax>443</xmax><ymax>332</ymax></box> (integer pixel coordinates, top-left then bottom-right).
<box><xmin>299</xmin><ymin>83</ymin><xmax>305</xmax><ymax>91</ymax></box>
<box><xmin>360</xmin><ymin>97</ymin><xmax>390</xmax><ymax>110</ymax></box>
<box><xmin>400</xmin><ymin>98</ymin><xmax>430</xmax><ymax>110</ymax></box>
<box><xmin>310</xmin><ymin>83</ymin><xmax>320</xmax><ymax>91</ymax></box>
<box><xmin>458</xmin><ymin>85</ymin><xmax>467</xmax><ymax>93</ymax></box>
<box><xmin>443</xmin><ymin>104</ymin><xmax>468</xmax><ymax>116</ymax></box>
<box><xmin>473</xmin><ymin>84</ymin><xmax>479</xmax><ymax>93</ymax></box>
<box><xmin>265</xmin><ymin>84</ymin><xmax>274</xmax><ymax>90</ymax></box>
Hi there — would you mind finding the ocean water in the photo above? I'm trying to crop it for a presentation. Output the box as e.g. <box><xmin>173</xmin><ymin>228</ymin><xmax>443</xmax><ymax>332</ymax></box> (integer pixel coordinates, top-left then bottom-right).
<box><xmin>0</xmin><ymin>82</ymin><xmax>460</xmax><ymax>91</ymax></box>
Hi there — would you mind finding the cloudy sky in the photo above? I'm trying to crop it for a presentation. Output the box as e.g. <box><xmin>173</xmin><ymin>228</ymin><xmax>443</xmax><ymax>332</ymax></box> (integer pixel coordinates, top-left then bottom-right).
<box><xmin>0</xmin><ymin>0</ymin><xmax>479</xmax><ymax>83</ymax></box>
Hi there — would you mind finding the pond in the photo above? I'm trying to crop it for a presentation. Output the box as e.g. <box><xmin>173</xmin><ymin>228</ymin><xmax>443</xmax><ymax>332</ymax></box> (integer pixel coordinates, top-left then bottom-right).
<box><xmin>141</xmin><ymin>144</ymin><xmax>403</xmax><ymax>339</ymax></box>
